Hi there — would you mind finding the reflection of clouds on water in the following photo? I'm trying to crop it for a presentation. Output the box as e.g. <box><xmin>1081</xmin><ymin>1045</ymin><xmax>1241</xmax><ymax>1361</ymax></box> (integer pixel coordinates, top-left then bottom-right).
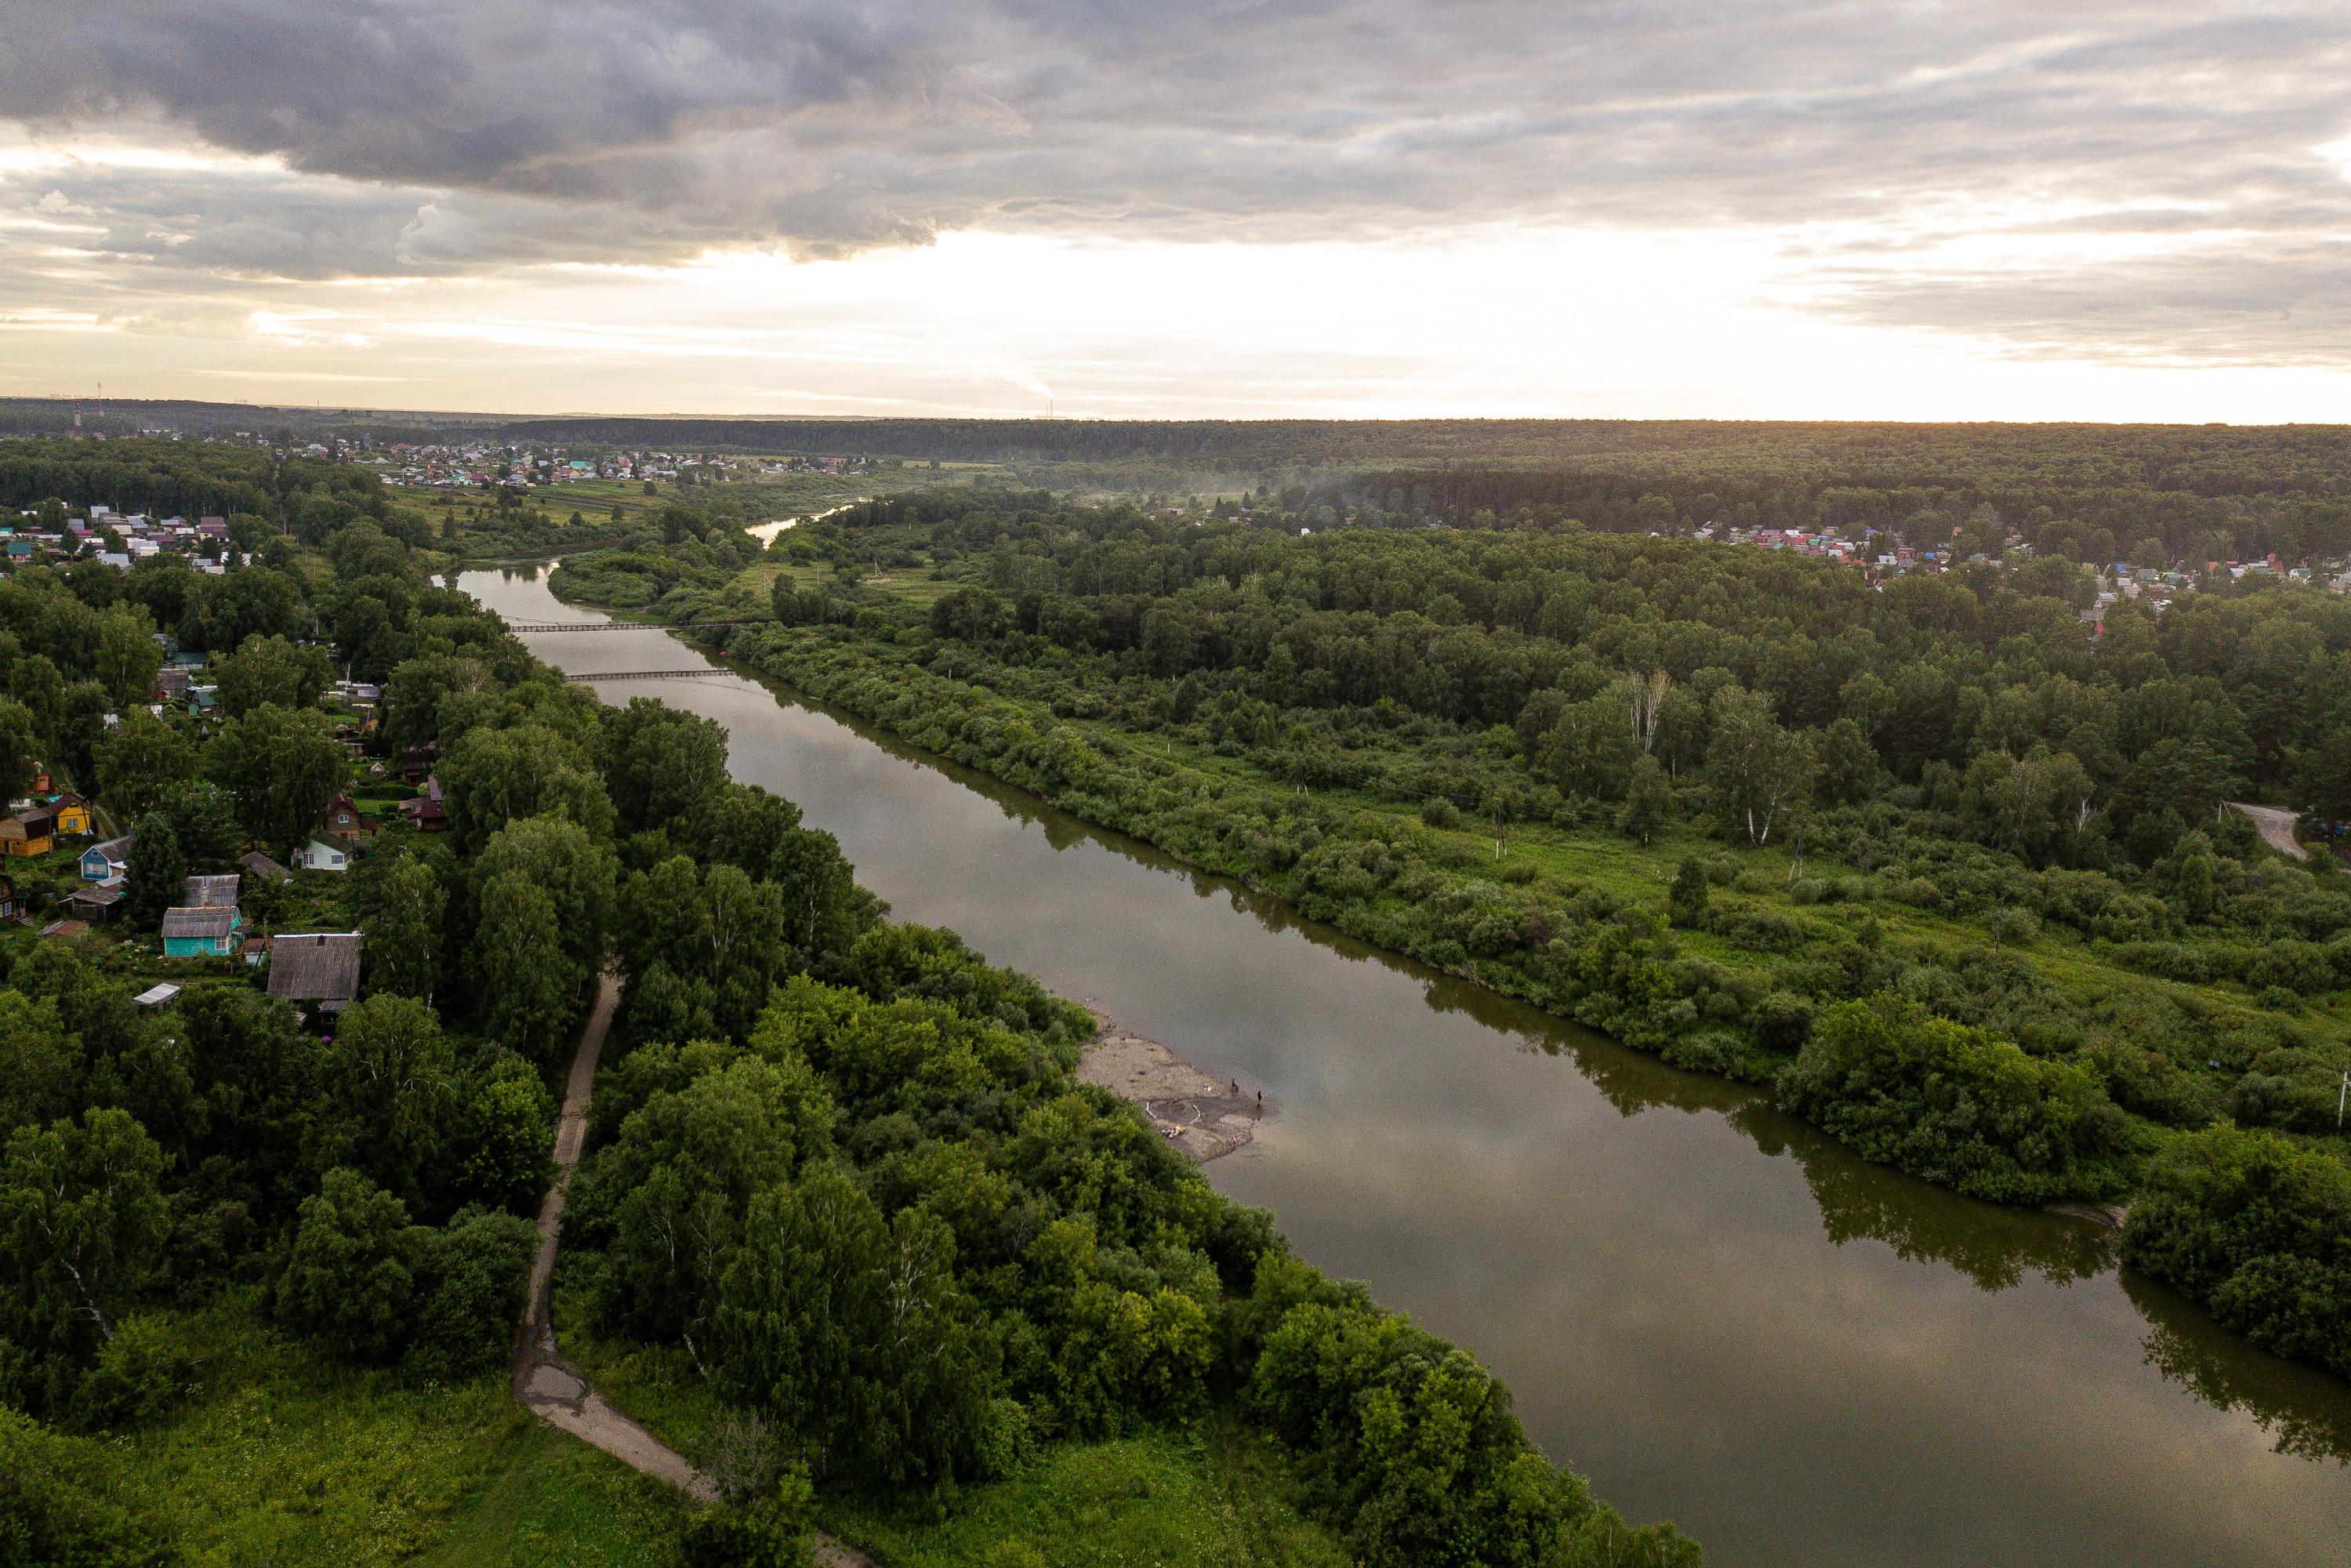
<box><xmin>458</xmin><ymin>561</ymin><xmax>2351</xmax><ymax>1568</ymax></box>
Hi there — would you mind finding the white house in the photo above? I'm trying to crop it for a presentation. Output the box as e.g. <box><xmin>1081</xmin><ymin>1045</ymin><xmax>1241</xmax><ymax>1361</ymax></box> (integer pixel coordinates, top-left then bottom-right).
<box><xmin>292</xmin><ymin>837</ymin><xmax>350</xmax><ymax>873</ymax></box>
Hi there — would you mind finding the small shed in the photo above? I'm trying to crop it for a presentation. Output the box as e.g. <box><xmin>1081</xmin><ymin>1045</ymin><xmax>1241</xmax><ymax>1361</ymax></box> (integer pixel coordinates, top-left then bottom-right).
<box><xmin>65</xmin><ymin>884</ymin><xmax>123</xmax><ymax>924</ymax></box>
<box><xmin>239</xmin><ymin>850</ymin><xmax>292</xmax><ymax>884</ymax></box>
<box><xmin>161</xmin><ymin>905</ymin><xmax>241</xmax><ymax>958</ymax></box>
<box><xmin>133</xmin><ymin>982</ymin><xmax>183</xmax><ymax>1009</ymax></box>
<box><xmin>266</xmin><ymin>931</ymin><xmax>363</xmax><ymax>1012</ymax></box>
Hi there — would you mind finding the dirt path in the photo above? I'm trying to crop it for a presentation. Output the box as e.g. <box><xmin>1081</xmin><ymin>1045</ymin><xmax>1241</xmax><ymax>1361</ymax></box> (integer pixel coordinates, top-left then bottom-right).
<box><xmin>2228</xmin><ymin>801</ymin><xmax>2309</xmax><ymax>861</ymax></box>
<box><xmin>510</xmin><ymin>976</ymin><xmax>877</xmax><ymax>1566</ymax></box>
<box><xmin>510</xmin><ymin>975</ymin><xmax>721</xmax><ymax>1501</ymax></box>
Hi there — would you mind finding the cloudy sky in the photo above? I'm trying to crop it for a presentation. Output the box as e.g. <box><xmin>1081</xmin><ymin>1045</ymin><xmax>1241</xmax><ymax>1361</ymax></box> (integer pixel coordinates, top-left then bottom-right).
<box><xmin>2</xmin><ymin>2</ymin><xmax>2347</xmax><ymax>420</ymax></box>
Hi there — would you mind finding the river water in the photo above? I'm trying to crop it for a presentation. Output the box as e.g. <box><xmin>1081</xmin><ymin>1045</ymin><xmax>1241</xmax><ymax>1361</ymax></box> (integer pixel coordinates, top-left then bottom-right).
<box><xmin>460</xmin><ymin>560</ymin><xmax>2351</xmax><ymax>1568</ymax></box>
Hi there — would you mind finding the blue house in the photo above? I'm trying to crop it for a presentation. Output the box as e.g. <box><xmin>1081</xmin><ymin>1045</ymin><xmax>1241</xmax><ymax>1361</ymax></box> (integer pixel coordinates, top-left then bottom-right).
<box><xmin>82</xmin><ymin>835</ymin><xmax>132</xmax><ymax>881</ymax></box>
<box><xmin>161</xmin><ymin>906</ymin><xmax>241</xmax><ymax>958</ymax></box>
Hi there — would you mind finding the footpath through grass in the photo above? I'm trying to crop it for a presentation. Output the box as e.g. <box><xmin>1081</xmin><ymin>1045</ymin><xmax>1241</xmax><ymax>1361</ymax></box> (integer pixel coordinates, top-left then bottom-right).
<box><xmin>95</xmin><ymin>1303</ymin><xmax>688</xmax><ymax>1566</ymax></box>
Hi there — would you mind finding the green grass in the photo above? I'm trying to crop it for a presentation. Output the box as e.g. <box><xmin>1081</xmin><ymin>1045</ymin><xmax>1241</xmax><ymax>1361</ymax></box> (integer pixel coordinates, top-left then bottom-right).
<box><xmin>98</xmin><ymin>1302</ymin><xmax>688</xmax><ymax>1567</ymax></box>
<box><xmin>819</xmin><ymin>1421</ymin><xmax>1351</xmax><ymax>1568</ymax></box>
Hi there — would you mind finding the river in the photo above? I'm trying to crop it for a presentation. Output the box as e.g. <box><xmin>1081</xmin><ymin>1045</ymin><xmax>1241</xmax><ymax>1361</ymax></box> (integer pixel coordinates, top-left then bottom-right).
<box><xmin>459</xmin><ymin>559</ymin><xmax>2351</xmax><ymax>1568</ymax></box>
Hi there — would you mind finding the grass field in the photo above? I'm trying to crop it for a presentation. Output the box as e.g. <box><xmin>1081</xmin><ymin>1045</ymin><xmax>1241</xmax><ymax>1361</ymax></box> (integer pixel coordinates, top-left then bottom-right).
<box><xmin>99</xmin><ymin>1303</ymin><xmax>688</xmax><ymax>1567</ymax></box>
<box><xmin>820</xmin><ymin>1422</ymin><xmax>1352</xmax><ymax>1568</ymax></box>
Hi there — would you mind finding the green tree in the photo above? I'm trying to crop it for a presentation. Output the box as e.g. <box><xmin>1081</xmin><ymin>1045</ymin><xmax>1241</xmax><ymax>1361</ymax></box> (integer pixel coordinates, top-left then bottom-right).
<box><xmin>715</xmin><ymin>1163</ymin><xmax>995</xmax><ymax>1486</ymax></box>
<box><xmin>605</xmin><ymin>698</ymin><xmax>728</xmax><ymax>829</ymax></box>
<box><xmin>203</xmin><ymin>702</ymin><xmax>347</xmax><ymax>852</ymax></box>
<box><xmin>1706</xmin><ymin>688</ymin><xmax>1816</xmax><ymax>846</ymax></box>
<box><xmin>406</xmin><ymin>1207</ymin><xmax>538</xmax><ymax>1381</ymax></box>
<box><xmin>276</xmin><ymin>1167</ymin><xmax>426</xmax><ymax>1365</ymax></box>
<box><xmin>0</xmin><ymin>1109</ymin><xmax>169</xmax><ymax>1407</ymax></box>
<box><xmin>212</xmin><ymin>633</ymin><xmax>335</xmax><ymax>717</ymax></box>
<box><xmin>0</xmin><ymin>696</ymin><xmax>40</xmax><ymax>804</ymax></box>
<box><xmin>458</xmin><ymin>1057</ymin><xmax>554</xmax><ymax>1216</ymax></box>
<box><xmin>1617</xmin><ymin>754</ymin><xmax>1675</xmax><ymax>846</ymax></box>
<box><xmin>93</xmin><ymin>710</ymin><xmax>196</xmax><ymax>823</ymax></box>
<box><xmin>1668</xmin><ymin>858</ymin><xmax>1710</xmax><ymax>927</ymax></box>
<box><xmin>89</xmin><ymin>606</ymin><xmax>161</xmax><ymax>711</ymax></box>
<box><xmin>364</xmin><ymin>855</ymin><xmax>447</xmax><ymax>1002</ymax></box>
<box><xmin>120</xmin><ymin>814</ymin><xmax>184</xmax><ymax>930</ymax></box>
<box><xmin>0</xmin><ymin>1407</ymin><xmax>175</xmax><ymax>1566</ymax></box>
<box><xmin>310</xmin><ymin>996</ymin><xmax>462</xmax><ymax>1210</ymax></box>
<box><xmin>469</xmin><ymin>873</ymin><xmax>577</xmax><ymax>1066</ymax></box>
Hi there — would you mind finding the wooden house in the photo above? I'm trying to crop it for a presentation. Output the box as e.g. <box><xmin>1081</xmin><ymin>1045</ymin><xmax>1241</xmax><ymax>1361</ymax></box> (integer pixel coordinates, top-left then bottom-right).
<box><xmin>266</xmin><ymin>931</ymin><xmax>364</xmax><ymax>1013</ymax></box>
<box><xmin>1</xmin><ymin>808</ymin><xmax>55</xmax><ymax>857</ymax></box>
<box><xmin>83</xmin><ymin>836</ymin><xmax>132</xmax><ymax>880</ymax></box>
<box><xmin>161</xmin><ymin>905</ymin><xmax>241</xmax><ymax>958</ymax></box>
<box><xmin>49</xmin><ymin>793</ymin><xmax>93</xmax><ymax>836</ymax></box>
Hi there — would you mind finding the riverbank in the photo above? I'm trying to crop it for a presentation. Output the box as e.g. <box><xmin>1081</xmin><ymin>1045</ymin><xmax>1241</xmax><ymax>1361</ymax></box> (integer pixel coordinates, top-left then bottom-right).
<box><xmin>1076</xmin><ymin>1006</ymin><xmax>1263</xmax><ymax>1161</ymax></box>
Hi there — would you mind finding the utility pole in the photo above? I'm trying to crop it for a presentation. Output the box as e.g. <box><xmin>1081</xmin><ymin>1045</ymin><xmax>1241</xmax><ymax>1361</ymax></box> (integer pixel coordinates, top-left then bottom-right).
<box><xmin>2338</xmin><ymin>1068</ymin><xmax>2347</xmax><ymax>1132</ymax></box>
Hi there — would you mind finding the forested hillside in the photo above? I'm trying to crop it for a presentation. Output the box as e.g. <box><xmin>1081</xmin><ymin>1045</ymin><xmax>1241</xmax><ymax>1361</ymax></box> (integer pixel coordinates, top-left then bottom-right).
<box><xmin>0</xmin><ymin>440</ymin><xmax>1693</xmax><ymax>1566</ymax></box>
<box><xmin>557</xmin><ymin>485</ymin><xmax>2351</xmax><ymax>1386</ymax></box>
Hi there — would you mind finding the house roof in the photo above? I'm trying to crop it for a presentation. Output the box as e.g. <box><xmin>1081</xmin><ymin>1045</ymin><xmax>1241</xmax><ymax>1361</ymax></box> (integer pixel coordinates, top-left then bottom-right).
<box><xmin>89</xmin><ymin>835</ymin><xmax>134</xmax><ymax>860</ymax></box>
<box><xmin>267</xmin><ymin>931</ymin><xmax>363</xmax><ymax>1004</ymax></box>
<box><xmin>133</xmin><ymin>983</ymin><xmax>182</xmax><ymax>1007</ymax></box>
<box><xmin>160</xmin><ymin>906</ymin><xmax>238</xmax><ymax>940</ymax></box>
<box><xmin>183</xmin><ymin>873</ymin><xmax>241</xmax><ymax>908</ymax></box>
<box><xmin>6</xmin><ymin>808</ymin><xmax>55</xmax><ymax>833</ymax></box>
<box><xmin>67</xmin><ymin>884</ymin><xmax>122</xmax><ymax>909</ymax></box>
<box><xmin>239</xmin><ymin>850</ymin><xmax>292</xmax><ymax>882</ymax></box>
<box><xmin>41</xmin><ymin>919</ymin><xmax>88</xmax><ymax>938</ymax></box>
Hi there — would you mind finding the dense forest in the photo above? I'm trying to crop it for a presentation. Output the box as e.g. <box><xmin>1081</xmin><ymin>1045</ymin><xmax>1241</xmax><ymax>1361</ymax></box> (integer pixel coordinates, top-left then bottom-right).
<box><xmin>0</xmin><ymin>441</ymin><xmax>1694</xmax><ymax>1565</ymax></box>
<box><xmin>554</xmin><ymin>485</ymin><xmax>2351</xmax><ymax>1387</ymax></box>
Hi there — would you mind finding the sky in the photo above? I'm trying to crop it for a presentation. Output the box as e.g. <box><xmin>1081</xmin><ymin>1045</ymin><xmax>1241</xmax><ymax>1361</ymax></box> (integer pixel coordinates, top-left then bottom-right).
<box><xmin>2</xmin><ymin>2</ymin><xmax>2348</xmax><ymax>422</ymax></box>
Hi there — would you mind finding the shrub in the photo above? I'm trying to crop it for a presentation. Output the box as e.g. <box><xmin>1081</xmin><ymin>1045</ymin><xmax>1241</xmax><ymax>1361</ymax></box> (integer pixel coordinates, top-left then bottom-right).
<box><xmin>0</xmin><ymin>1407</ymin><xmax>173</xmax><ymax>1566</ymax></box>
<box><xmin>2123</xmin><ymin>1127</ymin><xmax>2351</xmax><ymax>1377</ymax></box>
<box><xmin>1776</xmin><ymin>997</ymin><xmax>2128</xmax><ymax>1204</ymax></box>
<box><xmin>406</xmin><ymin>1207</ymin><xmax>538</xmax><ymax>1382</ymax></box>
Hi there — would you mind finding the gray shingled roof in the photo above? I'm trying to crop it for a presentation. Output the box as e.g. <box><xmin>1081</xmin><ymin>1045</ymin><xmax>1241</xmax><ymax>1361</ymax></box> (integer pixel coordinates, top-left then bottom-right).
<box><xmin>239</xmin><ymin>850</ymin><xmax>292</xmax><ymax>882</ymax></box>
<box><xmin>91</xmin><ymin>835</ymin><xmax>134</xmax><ymax>862</ymax></box>
<box><xmin>183</xmin><ymin>873</ymin><xmax>241</xmax><ymax>908</ymax></box>
<box><xmin>161</xmin><ymin>906</ymin><xmax>238</xmax><ymax>941</ymax></box>
<box><xmin>267</xmin><ymin>931</ymin><xmax>364</xmax><ymax>1007</ymax></box>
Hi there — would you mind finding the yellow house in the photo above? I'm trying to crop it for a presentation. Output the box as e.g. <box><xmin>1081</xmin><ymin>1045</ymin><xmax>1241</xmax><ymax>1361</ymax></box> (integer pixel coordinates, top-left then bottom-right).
<box><xmin>51</xmin><ymin>793</ymin><xmax>93</xmax><ymax>836</ymax></box>
<box><xmin>0</xmin><ymin>808</ymin><xmax>56</xmax><ymax>858</ymax></box>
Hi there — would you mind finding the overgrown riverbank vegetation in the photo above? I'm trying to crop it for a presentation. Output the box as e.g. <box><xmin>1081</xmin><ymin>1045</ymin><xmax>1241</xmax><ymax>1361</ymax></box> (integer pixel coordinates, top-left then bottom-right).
<box><xmin>2</xmin><ymin>437</ymin><xmax>1694</xmax><ymax>1564</ymax></box>
<box><xmin>550</xmin><ymin>473</ymin><xmax>2351</xmax><ymax>1385</ymax></box>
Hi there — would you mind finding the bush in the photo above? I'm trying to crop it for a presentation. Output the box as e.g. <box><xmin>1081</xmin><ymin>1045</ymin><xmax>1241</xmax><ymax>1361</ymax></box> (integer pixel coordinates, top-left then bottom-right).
<box><xmin>277</xmin><ymin>1168</ymin><xmax>426</xmax><ymax>1366</ymax></box>
<box><xmin>2122</xmin><ymin>1126</ymin><xmax>2351</xmax><ymax>1377</ymax></box>
<box><xmin>69</xmin><ymin>1317</ymin><xmax>196</xmax><ymax>1432</ymax></box>
<box><xmin>1776</xmin><ymin>997</ymin><xmax>2128</xmax><ymax>1204</ymax></box>
<box><xmin>406</xmin><ymin>1207</ymin><xmax>538</xmax><ymax>1382</ymax></box>
<box><xmin>1418</xmin><ymin>797</ymin><xmax>1460</xmax><ymax>829</ymax></box>
<box><xmin>0</xmin><ymin>1407</ymin><xmax>173</xmax><ymax>1566</ymax></box>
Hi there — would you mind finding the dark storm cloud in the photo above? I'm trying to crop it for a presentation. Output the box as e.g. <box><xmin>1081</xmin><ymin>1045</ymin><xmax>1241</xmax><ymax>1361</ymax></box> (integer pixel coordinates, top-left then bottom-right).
<box><xmin>2</xmin><ymin>1</ymin><xmax>2349</xmax><ymax>361</ymax></box>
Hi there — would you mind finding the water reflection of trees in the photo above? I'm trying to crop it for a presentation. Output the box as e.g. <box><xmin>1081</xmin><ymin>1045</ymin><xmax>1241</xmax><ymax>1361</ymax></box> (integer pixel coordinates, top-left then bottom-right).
<box><xmin>722</xmin><ymin>669</ymin><xmax>2351</xmax><ymax>1457</ymax></box>
<box><xmin>2124</xmin><ymin>1272</ymin><xmax>2351</xmax><ymax>1465</ymax></box>
<box><xmin>1731</xmin><ymin>1102</ymin><xmax>2118</xmax><ymax>1289</ymax></box>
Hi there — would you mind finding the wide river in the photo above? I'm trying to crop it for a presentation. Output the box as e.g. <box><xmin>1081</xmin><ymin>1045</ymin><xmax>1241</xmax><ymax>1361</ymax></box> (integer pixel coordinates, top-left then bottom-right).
<box><xmin>462</xmin><ymin>560</ymin><xmax>2351</xmax><ymax>1568</ymax></box>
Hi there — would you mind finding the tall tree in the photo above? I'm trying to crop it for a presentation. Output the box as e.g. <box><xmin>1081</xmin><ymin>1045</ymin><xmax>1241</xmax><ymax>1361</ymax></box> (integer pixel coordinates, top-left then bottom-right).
<box><xmin>93</xmin><ymin>710</ymin><xmax>196</xmax><ymax>822</ymax></box>
<box><xmin>122</xmin><ymin>814</ymin><xmax>185</xmax><ymax>930</ymax></box>
<box><xmin>204</xmin><ymin>702</ymin><xmax>347</xmax><ymax>853</ymax></box>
